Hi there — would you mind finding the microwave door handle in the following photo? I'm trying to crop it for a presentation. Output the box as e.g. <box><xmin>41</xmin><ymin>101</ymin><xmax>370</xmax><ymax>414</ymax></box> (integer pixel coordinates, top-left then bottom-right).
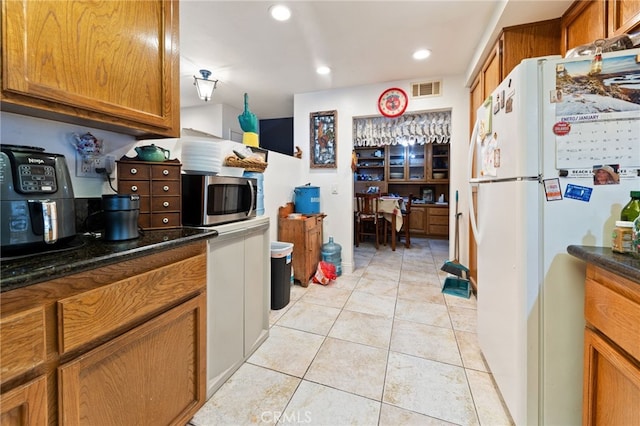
<box><xmin>247</xmin><ymin>180</ymin><xmax>255</xmax><ymax>217</ymax></box>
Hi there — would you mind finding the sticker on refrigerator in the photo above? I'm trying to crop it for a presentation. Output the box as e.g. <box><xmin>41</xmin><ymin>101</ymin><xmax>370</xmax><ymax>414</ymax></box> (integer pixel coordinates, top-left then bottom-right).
<box><xmin>480</xmin><ymin>132</ymin><xmax>498</xmax><ymax>177</ymax></box>
<box><xmin>593</xmin><ymin>164</ymin><xmax>620</xmax><ymax>185</ymax></box>
<box><xmin>543</xmin><ymin>178</ymin><xmax>563</xmax><ymax>201</ymax></box>
<box><xmin>564</xmin><ymin>184</ymin><xmax>592</xmax><ymax>202</ymax></box>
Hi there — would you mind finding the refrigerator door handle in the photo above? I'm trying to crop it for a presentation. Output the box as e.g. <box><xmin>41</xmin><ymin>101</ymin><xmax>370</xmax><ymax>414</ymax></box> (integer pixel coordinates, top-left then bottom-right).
<box><xmin>467</xmin><ymin>119</ymin><xmax>481</xmax><ymax>243</ymax></box>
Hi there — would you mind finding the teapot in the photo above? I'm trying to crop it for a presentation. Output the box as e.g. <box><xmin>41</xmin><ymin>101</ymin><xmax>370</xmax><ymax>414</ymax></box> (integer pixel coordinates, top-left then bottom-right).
<box><xmin>135</xmin><ymin>144</ymin><xmax>170</xmax><ymax>162</ymax></box>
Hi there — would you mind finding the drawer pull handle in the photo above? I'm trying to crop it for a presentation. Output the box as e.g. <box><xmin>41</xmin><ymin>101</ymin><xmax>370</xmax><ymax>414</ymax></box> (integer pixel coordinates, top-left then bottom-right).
<box><xmin>162</xmin><ymin>169</ymin><xmax>169</xmax><ymax>176</ymax></box>
<box><xmin>162</xmin><ymin>217</ymin><xmax>169</xmax><ymax>224</ymax></box>
<box><xmin>163</xmin><ymin>185</ymin><xmax>169</xmax><ymax>192</ymax></box>
<box><xmin>163</xmin><ymin>201</ymin><xmax>169</xmax><ymax>208</ymax></box>
<box><xmin>130</xmin><ymin>168</ymin><xmax>137</xmax><ymax>175</ymax></box>
<box><xmin>131</xmin><ymin>185</ymin><xmax>138</xmax><ymax>192</ymax></box>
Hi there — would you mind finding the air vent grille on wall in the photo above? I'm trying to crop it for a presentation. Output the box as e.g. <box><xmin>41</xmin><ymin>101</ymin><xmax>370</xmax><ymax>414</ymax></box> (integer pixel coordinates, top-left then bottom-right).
<box><xmin>411</xmin><ymin>80</ymin><xmax>441</xmax><ymax>97</ymax></box>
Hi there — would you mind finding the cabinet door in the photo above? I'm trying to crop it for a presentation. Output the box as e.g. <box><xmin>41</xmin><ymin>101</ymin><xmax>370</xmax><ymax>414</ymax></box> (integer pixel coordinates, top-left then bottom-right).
<box><xmin>58</xmin><ymin>294</ymin><xmax>206</xmax><ymax>426</ymax></box>
<box><xmin>582</xmin><ymin>327</ymin><xmax>640</xmax><ymax>426</ymax></box>
<box><xmin>609</xmin><ymin>0</ymin><xmax>640</xmax><ymax>35</ymax></box>
<box><xmin>561</xmin><ymin>0</ymin><xmax>607</xmax><ymax>55</ymax></box>
<box><xmin>1</xmin><ymin>0</ymin><xmax>179</xmax><ymax>137</ymax></box>
<box><xmin>0</xmin><ymin>375</ymin><xmax>47</xmax><ymax>426</ymax></box>
<box><xmin>407</xmin><ymin>144</ymin><xmax>426</xmax><ymax>181</ymax></box>
<box><xmin>408</xmin><ymin>206</ymin><xmax>427</xmax><ymax>234</ymax></box>
<box><xmin>306</xmin><ymin>221</ymin><xmax>323</xmax><ymax>282</ymax></box>
<box><xmin>244</xmin><ymin>229</ymin><xmax>269</xmax><ymax>357</ymax></box>
<box><xmin>388</xmin><ymin>145</ymin><xmax>406</xmax><ymax>180</ymax></box>
<box><xmin>482</xmin><ymin>41</ymin><xmax>502</xmax><ymax>98</ymax></box>
<box><xmin>206</xmin><ymin>236</ymin><xmax>245</xmax><ymax>393</ymax></box>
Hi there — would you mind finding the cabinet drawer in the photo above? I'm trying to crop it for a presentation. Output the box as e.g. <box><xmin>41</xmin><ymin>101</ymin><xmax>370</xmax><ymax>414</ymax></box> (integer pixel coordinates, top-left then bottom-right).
<box><xmin>151</xmin><ymin>165</ymin><xmax>181</xmax><ymax>180</ymax></box>
<box><xmin>57</xmin><ymin>253</ymin><xmax>206</xmax><ymax>354</ymax></box>
<box><xmin>428</xmin><ymin>225</ymin><xmax>449</xmax><ymax>236</ymax></box>
<box><xmin>118</xmin><ymin>164</ymin><xmax>151</xmax><ymax>180</ymax></box>
<box><xmin>585</xmin><ymin>276</ymin><xmax>640</xmax><ymax>361</ymax></box>
<box><xmin>151</xmin><ymin>196</ymin><xmax>181</xmax><ymax>211</ymax></box>
<box><xmin>152</xmin><ymin>180</ymin><xmax>180</xmax><ymax>195</ymax></box>
<box><xmin>0</xmin><ymin>306</ymin><xmax>46</xmax><ymax>382</ymax></box>
<box><xmin>118</xmin><ymin>180</ymin><xmax>150</xmax><ymax>196</ymax></box>
<box><xmin>427</xmin><ymin>207</ymin><xmax>448</xmax><ymax>217</ymax></box>
<box><xmin>429</xmin><ymin>215</ymin><xmax>448</xmax><ymax>225</ymax></box>
<box><xmin>150</xmin><ymin>212</ymin><xmax>181</xmax><ymax>228</ymax></box>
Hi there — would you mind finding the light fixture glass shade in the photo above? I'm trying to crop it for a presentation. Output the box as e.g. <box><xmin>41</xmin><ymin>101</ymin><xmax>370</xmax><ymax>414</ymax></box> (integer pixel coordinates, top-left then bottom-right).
<box><xmin>193</xmin><ymin>69</ymin><xmax>218</xmax><ymax>101</ymax></box>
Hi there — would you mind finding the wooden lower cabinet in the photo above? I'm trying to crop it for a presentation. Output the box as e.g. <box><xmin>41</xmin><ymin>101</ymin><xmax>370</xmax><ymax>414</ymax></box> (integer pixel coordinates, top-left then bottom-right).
<box><xmin>582</xmin><ymin>263</ymin><xmax>640</xmax><ymax>425</ymax></box>
<box><xmin>408</xmin><ymin>205</ymin><xmax>449</xmax><ymax>238</ymax></box>
<box><xmin>0</xmin><ymin>241</ymin><xmax>207</xmax><ymax>425</ymax></box>
<box><xmin>58</xmin><ymin>294</ymin><xmax>205</xmax><ymax>426</ymax></box>
<box><xmin>0</xmin><ymin>375</ymin><xmax>48</xmax><ymax>426</ymax></box>
<box><xmin>278</xmin><ymin>204</ymin><xmax>324</xmax><ymax>286</ymax></box>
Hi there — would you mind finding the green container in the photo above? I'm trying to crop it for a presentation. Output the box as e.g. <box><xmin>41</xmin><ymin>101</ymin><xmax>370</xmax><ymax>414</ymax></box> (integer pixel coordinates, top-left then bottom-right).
<box><xmin>621</xmin><ymin>191</ymin><xmax>640</xmax><ymax>222</ymax></box>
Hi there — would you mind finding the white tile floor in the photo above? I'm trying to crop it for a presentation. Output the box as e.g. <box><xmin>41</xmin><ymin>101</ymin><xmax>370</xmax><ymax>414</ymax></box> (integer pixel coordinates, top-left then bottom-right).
<box><xmin>191</xmin><ymin>238</ymin><xmax>513</xmax><ymax>425</ymax></box>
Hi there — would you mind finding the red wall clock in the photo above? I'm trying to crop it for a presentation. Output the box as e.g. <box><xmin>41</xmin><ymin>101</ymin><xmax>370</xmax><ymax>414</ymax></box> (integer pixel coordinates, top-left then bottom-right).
<box><xmin>378</xmin><ymin>87</ymin><xmax>408</xmax><ymax>118</ymax></box>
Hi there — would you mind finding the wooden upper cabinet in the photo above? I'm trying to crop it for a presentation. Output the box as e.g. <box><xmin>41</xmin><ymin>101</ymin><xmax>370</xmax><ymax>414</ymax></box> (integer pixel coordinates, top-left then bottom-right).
<box><xmin>608</xmin><ymin>0</ymin><xmax>640</xmax><ymax>34</ymax></box>
<box><xmin>501</xmin><ymin>19</ymin><xmax>562</xmax><ymax>78</ymax></box>
<box><xmin>561</xmin><ymin>0</ymin><xmax>608</xmax><ymax>55</ymax></box>
<box><xmin>1</xmin><ymin>0</ymin><xmax>180</xmax><ymax>138</ymax></box>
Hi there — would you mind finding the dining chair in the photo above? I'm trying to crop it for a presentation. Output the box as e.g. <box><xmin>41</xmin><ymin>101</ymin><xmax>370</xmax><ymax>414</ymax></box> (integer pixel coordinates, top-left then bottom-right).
<box><xmin>355</xmin><ymin>193</ymin><xmax>384</xmax><ymax>249</ymax></box>
<box><xmin>384</xmin><ymin>194</ymin><xmax>412</xmax><ymax>249</ymax></box>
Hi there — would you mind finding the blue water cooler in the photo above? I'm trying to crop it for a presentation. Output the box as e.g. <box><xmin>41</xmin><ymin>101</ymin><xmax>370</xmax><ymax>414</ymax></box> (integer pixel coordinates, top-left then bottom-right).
<box><xmin>243</xmin><ymin>171</ymin><xmax>264</xmax><ymax>216</ymax></box>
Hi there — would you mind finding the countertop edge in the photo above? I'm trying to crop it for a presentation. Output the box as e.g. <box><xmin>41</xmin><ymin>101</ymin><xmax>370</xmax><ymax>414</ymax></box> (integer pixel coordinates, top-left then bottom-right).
<box><xmin>567</xmin><ymin>245</ymin><xmax>640</xmax><ymax>283</ymax></box>
<box><xmin>1</xmin><ymin>228</ymin><xmax>218</xmax><ymax>292</ymax></box>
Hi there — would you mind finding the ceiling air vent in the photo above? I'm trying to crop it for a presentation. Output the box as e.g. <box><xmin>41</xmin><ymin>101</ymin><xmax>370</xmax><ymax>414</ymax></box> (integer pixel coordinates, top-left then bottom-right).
<box><xmin>411</xmin><ymin>80</ymin><xmax>441</xmax><ymax>98</ymax></box>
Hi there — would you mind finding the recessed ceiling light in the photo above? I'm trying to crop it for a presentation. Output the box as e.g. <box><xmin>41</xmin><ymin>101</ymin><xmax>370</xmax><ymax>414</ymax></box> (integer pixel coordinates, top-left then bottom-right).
<box><xmin>413</xmin><ymin>49</ymin><xmax>431</xmax><ymax>60</ymax></box>
<box><xmin>269</xmin><ymin>4</ymin><xmax>291</xmax><ymax>21</ymax></box>
<box><xmin>316</xmin><ymin>66</ymin><xmax>331</xmax><ymax>75</ymax></box>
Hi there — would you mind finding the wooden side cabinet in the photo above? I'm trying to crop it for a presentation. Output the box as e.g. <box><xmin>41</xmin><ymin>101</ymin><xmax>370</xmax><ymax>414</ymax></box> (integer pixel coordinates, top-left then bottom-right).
<box><xmin>1</xmin><ymin>0</ymin><xmax>180</xmax><ymax>137</ymax></box>
<box><xmin>278</xmin><ymin>203</ymin><xmax>324</xmax><ymax>286</ymax></box>
<box><xmin>582</xmin><ymin>263</ymin><xmax>640</xmax><ymax>425</ymax></box>
<box><xmin>0</xmin><ymin>376</ymin><xmax>48</xmax><ymax>426</ymax></box>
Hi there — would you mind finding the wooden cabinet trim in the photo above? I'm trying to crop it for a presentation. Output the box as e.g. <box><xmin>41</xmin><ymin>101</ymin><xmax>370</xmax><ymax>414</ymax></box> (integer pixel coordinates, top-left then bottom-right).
<box><xmin>57</xmin><ymin>253</ymin><xmax>206</xmax><ymax>355</ymax></box>
<box><xmin>0</xmin><ymin>375</ymin><xmax>48</xmax><ymax>425</ymax></box>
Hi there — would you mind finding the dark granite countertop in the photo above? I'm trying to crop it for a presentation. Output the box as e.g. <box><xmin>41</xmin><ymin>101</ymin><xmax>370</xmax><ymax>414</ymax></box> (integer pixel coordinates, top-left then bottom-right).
<box><xmin>0</xmin><ymin>228</ymin><xmax>218</xmax><ymax>292</ymax></box>
<box><xmin>567</xmin><ymin>245</ymin><xmax>640</xmax><ymax>283</ymax></box>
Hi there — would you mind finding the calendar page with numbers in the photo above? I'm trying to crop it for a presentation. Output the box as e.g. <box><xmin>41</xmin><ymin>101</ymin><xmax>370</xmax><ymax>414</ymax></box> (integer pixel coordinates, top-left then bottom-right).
<box><xmin>553</xmin><ymin>53</ymin><xmax>640</xmax><ymax>171</ymax></box>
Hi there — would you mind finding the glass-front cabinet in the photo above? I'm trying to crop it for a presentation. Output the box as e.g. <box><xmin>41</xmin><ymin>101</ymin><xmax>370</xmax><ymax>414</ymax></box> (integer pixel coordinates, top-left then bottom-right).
<box><xmin>430</xmin><ymin>143</ymin><xmax>449</xmax><ymax>180</ymax></box>
<box><xmin>388</xmin><ymin>144</ymin><xmax>426</xmax><ymax>181</ymax></box>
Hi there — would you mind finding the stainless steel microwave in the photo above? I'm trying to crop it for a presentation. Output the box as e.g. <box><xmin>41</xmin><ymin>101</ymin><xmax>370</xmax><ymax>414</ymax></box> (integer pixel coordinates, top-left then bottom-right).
<box><xmin>181</xmin><ymin>174</ymin><xmax>256</xmax><ymax>226</ymax></box>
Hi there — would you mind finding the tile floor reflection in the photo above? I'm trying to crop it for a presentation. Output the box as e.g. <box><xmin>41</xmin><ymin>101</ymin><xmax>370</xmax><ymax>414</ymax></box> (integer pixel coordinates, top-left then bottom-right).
<box><xmin>192</xmin><ymin>238</ymin><xmax>513</xmax><ymax>425</ymax></box>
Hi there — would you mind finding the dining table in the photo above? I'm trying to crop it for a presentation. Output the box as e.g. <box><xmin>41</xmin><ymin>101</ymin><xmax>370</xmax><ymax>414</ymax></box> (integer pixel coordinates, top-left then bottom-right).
<box><xmin>378</xmin><ymin>196</ymin><xmax>405</xmax><ymax>251</ymax></box>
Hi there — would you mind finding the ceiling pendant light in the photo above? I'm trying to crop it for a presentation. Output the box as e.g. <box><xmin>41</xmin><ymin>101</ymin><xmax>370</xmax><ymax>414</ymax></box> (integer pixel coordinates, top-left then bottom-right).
<box><xmin>193</xmin><ymin>69</ymin><xmax>218</xmax><ymax>102</ymax></box>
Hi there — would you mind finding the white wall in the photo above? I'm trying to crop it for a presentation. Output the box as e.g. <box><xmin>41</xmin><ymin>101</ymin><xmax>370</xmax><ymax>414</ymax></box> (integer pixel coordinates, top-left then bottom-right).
<box><xmin>294</xmin><ymin>75</ymin><xmax>470</xmax><ymax>273</ymax></box>
<box><xmin>0</xmin><ymin>112</ymin><xmax>137</xmax><ymax>197</ymax></box>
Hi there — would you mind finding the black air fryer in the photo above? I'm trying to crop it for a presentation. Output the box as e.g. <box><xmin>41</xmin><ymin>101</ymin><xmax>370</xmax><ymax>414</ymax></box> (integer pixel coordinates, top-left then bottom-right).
<box><xmin>0</xmin><ymin>145</ymin><xmax>76</xmax><ymax>253</ymax></box>
<box><xmin>102</xmin><ymin>194</ymin><xmax>140</xmax><ymax>241</ymax></box>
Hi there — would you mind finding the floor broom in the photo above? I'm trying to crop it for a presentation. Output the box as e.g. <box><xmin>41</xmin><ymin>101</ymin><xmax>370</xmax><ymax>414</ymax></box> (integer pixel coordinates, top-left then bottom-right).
<box><xmin>441</xmin><ymin>191</ymin><xmax>471</xmax><ymax>298</ymax></box>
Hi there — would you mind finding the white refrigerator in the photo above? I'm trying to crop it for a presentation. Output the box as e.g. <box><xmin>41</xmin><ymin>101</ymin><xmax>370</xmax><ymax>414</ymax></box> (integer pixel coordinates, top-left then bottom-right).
<box><xmin>468</xmin><ymin>49</ymin><xmax>640</xmax><ymax>425</ymax></box>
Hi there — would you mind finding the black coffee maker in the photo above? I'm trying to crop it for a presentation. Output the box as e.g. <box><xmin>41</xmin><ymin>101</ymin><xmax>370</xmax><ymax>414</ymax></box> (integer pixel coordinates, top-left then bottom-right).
<box><xmin>0</xmin><ymin>145</ymin><xmax>76</xmax><ymax>253</ymax></box>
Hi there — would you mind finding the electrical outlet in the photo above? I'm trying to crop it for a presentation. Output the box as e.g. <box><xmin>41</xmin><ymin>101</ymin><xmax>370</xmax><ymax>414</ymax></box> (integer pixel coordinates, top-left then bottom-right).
<box><xmin>76</xmin><ymin>154</ymin><xmax>115</xmax><ymax>178</ymax></box>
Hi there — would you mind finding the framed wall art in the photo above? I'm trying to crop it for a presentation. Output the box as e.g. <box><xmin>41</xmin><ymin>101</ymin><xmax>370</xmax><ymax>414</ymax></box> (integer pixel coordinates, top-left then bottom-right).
<box><xmin>310</xmin><ymin>110</ymin><xmax>337</xmax><ymax>168</ymax></box>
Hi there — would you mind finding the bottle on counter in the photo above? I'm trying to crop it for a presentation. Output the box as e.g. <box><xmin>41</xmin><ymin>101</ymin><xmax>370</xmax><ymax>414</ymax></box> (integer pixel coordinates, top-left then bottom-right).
<box><xmin>621</xmin><ymin>191</ymin><xmax>640</xmax><ymax>222</ymax></box>
<box><xmin>632</xmin><ymin>216</ymin><xmax>640</xmax><ymax>258</ymax></box>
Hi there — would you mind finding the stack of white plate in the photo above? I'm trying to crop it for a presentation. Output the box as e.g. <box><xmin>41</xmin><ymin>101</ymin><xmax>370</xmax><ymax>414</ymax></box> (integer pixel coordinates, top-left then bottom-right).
<box><xmin>181</xmin><ymin>139</ymin><xmax>222</xmax><ymax>174</ymax></box>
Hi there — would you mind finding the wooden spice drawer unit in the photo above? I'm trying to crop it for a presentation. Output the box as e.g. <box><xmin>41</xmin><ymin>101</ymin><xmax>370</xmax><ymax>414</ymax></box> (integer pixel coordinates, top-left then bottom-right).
<box><xmin>117</xmin><ymin>160</ymin><xmax>182</xmax><ymax>230</ymax></box>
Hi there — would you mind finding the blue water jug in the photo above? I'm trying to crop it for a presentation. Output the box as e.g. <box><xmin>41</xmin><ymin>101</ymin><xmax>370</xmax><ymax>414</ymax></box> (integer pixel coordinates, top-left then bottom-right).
<box><xmin>322</xmin><ymin>237</ymin><xmax>342</xmax><ymax>276</ymax></box>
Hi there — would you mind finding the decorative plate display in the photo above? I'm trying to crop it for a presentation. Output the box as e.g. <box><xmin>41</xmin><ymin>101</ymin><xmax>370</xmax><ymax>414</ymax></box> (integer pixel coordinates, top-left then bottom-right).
<box><xmin>378</xmin><ymin>87</ymin><xmax>408</xmax><ymax>118</ymax></box>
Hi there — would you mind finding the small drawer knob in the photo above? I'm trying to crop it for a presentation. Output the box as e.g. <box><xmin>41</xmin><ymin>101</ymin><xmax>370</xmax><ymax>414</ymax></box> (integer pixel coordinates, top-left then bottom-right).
<box><xmin>131</xmin><ymin>185</ymin><xmax>138</xmax><ymax>192</ymax></box>
<box><xmin>162</xmin><ymin>169</ymin><xmax>169</xmax><ymax>176</ymax></box>
<box><xmin>130</xmin><ymin>168</ymin><xmax>137</xmax><ymax>175</ymax></box>
<box><xmin>162</xmin><ymin>217</ymin><xmax>169</xmax><ymax>224</ymax></box>
<box><xmin>163</xmin><ymin>185</ymin><xmax>169</xmax><ymax>192</ymax></box>
<box><xmin>163</xmin><ymin>201</ymin><xmax>169</xmax><ymax>208</ymax></box>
